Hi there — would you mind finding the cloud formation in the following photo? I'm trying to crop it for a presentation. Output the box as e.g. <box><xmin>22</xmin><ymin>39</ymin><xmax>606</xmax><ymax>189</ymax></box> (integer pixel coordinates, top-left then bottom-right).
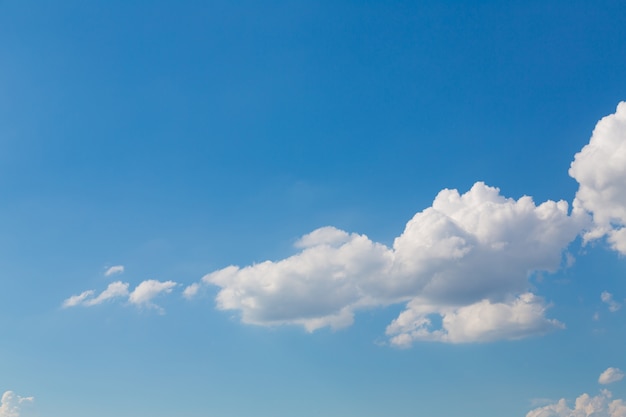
<box><xmin>600</xmin><ymin>368</ymin><xmax>625</xmax><ymax>385</ymax></box>
<box><xmin>63</xmin><ymin>102</ymin><xmax>626</xmax><ymax>346</ymax></box>
<box><xmin>0</xmin><ymin>391</ymin><xmax>33</xmax><ymax>417</ymax></box>
<box><xmin>63</xmin><ymin>280</ymin><xmax>177</xmax><ymax>312</ymax></box>
<box><xmin>570</xmin><ymin>102</ymin><xmax>626</xmax><ymax>254</ymax></box>
<box><xmin>187</xmin><ymin>182</ymin><xmax>584</xmax><ymax>343</ymax></box>
<box><xmin>104</xmin><ymin>265</ymin><xmax>125</xmax><ymax>277</ymax></box>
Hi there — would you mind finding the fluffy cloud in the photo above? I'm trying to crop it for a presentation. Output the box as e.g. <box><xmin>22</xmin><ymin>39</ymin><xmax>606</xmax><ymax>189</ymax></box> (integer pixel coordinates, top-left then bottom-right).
<box><xmin>188</xmin><ymin>182</ymin><xmax>584</xmax><ymax>342</ymax></box>
<box><xmin>386</xmin><ymin>293</ymin><xmax>563</xmax><ymax>345</ymax></box>
<box><xmin>600</xmin><ymin>368</ymin><xmax>625</xmax><ymax>385</ymax></box>
<box><xmin>601</xmin><ymin>292</ymin><xmax>622</xmax><ymax>313</ymax></box>
<box><xmin>570</xmin><ymin>101</ymin><xmax>626</xmax><ymax>254</ymax></box>
<box><xmin>526</xmin><ymin>390</ymin><xmax>626</xmax><ymax>417</ymax></box>
<box><xmin>0</xmin><ymin>391</ymin><xmax>33</xmax><ymax>417</ymax></box>
<box><xmin>63</xmin><ymin>280</ymin><xmax>177</xmax><ymax>312</ymax></box>
<box><xmin>104</xmin><ymin>265</ymin><xmax>125</xmax><ymax>277</ymax></box>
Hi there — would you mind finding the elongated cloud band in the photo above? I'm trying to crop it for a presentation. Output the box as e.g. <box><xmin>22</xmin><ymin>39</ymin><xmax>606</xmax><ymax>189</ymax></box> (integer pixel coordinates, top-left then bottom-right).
<box><xmin>63</xmin><ymin>280</ymin><xmax>177</xmax><ymax>313</ymax></box>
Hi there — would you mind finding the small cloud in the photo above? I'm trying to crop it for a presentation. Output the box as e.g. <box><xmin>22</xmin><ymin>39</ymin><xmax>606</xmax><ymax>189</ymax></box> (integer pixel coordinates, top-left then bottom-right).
<box><xmin>183</xmin><ymin>282</ymin><xmax>201</xmax><ymax>299</ymax></box>
<box><xmin>129</xmin><ymin>280</ymin><xmax>178</xmax><ymax>313</ymax></box>
<box><xmin>104</xmin><ymin>265</ymin><xmax>125</xmax><ymax>277</ymax></box>
<box><xmin>62</xmin><ymin>289</ymin><xmax>95</xmax><ymax>308</ymax></box>
<box><xmin>601</xmin><ymin>291</ymin><xmax>621</xmax><ymax>312</ymax></box>
<box><xmin>593</xmin><ymin>312</ymin><xmax>600</xmax><ymax>321</ymax></box>
<box><xmin>63</xmin><ymin>280</ymin><xmax>177</xmax><ymax>313</ymax></box>
<box><xmin>62</xmin><ymin>282</ymin><xmax>129</xmax><ymax>308</ymax></box>
<box><xmin>599</xmin><ymin>367</ymin><xmax>625</xmax><ymax>385</ymax></box>
<box><xmin>0</xmin><ymin>390</ymin><xmax>34</xmax><ymax>417</ymax></box>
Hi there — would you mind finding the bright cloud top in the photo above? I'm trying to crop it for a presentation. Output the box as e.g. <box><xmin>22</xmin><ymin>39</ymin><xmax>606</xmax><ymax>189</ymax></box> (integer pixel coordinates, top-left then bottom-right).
<box><xmin>187</xmin><ymin>181</ymin><xmax>584</xmax><ymax>344</ymax></box>
<box><xmin>0</xmin><ymin>391</ymin><xmax>33</xmax><ymax>417</ymax></box>
<box><xmin>63</xmin><ymin>280</ymin><xmax>177</xmax><ymax>313</ymax></box>
<box><xmin>600</xmin><ymin>368</ymin><xmax>625</xmax><ymax>385</ymax></box>
<box><xmin>570</xmin><ymin>101</ymin><xmax>626</xmax><ymax>254</ymax></box>
<box><xmin>104</xmin><ymin>265</ymin><xmax>125</xmax><ymax>277</ymax></box>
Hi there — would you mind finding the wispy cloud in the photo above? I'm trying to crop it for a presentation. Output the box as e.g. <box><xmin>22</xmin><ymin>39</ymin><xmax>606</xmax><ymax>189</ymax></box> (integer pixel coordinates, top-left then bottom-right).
<box><xmin>63</xmin><ymin>280</ymin><xmax>177</xmax><ymax>313</ymax></box>
<box><xmin>104</xmin><ymin>265</ymin><xmax>125</xmax><ymax>277</ymax></box>
<box><xmin>129</xmin><ymin>280</ymin><xmax>177</xmax><ymax>313</ymax></box>
<box><xmin>0</xmin><ymin>391</ymin><xmax>34</xmax><ymax>417</ymax></box>
<box><xmin>601</xmin><ymin>291</ymin><xmax>622</xmax><ymax>313</ymax></box>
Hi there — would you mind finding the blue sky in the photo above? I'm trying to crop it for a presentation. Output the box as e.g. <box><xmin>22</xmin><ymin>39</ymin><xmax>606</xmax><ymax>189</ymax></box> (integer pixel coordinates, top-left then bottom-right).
<box><xmin>2</xmin><ymin>1</ymin><xmax>626</xmax><ymax>416</ymax></box>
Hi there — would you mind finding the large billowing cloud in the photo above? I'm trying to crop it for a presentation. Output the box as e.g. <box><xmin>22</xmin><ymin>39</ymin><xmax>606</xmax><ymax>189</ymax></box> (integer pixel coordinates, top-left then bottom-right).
<box><xmin>0</xmin><ymin>391</ymin><xmax>33</xmax><ymax>417</ymax></box>
<box><xmin>570</xmin><ymin>101</ymin><xmax>626</xmax><ymax>254</ymax></box>
<box><xmin>188</xmin><ymin>182</ymin><xmax>585</xmax><ymax>343</ymax></box>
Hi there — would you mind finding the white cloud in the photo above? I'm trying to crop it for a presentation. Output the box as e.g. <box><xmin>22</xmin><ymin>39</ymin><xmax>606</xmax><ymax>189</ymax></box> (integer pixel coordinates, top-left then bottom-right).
<box><xmin>182</xmin><ymin>282</ymin><xmax>201</xmax><ymax>299</ymax></box>
<box><xmin>62</xmin><ymin>289</ymin><xmax>95</xmax><ymax>308</ymax></box>
<box><xmin>601</xmin><ymin>292</ymin><xmax>622</xmax><ymax>313</ymax></box>
<box><xmin>62</xmin><ymin>281</ymin><xmax>129</xmax><ymax>308</ymax></box>
<box><xmin>129</xmin><ymin>280</ymin><xmax>177</xmax><ymax>312</ymax></box>
<box><xmin>570</xmin><ymin>101</ymin><xmax>626</xmax><ymax>254</ymax></box>
<box><xmin>526</xmin><ymin>390</ymin><xmax>626</xmax><ymax>417</ymax></box>
<box><xmin>600</xmin><ymin>368</ymin><xmax>625</xmax><ymax>385</ymax></box>
<box><xmin>104</xmin><ymin>265</ymin><xmax>124</xmax><ymax>277</ymax></box>
<box><xmin>386</xmin><ymin>293</ymin><xmax>563</xmax><ymax>346</ymax></box>
<box><xmin>63</xmin><ymin>280</ymin><xmax>177</xmax><ymax>313</ymax></box>
<box><xmin>0</xmin><ymin>391</ymin><xmax>33</xmax><ymax>417</ymax></box>
<box><xmin>187</xmin><ymin>182</ymin><xmax>584</xmax><ymax>342</ymax></box>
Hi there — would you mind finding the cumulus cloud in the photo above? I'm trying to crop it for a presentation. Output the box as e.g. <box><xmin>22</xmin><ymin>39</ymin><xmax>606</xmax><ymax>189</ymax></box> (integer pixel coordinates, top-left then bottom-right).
<box><xmin>63</xmin><ymin>280</ymin><xmax>177</xmax><ymax>312</ymax></box>
<box><xmin>600</xmin><ymin>368</ymin><xmax>625</xmax><ymax>385</ymax></box>
<box><xmin>0</xmin><ymin>391</ymin><xmax>33</xmax><ymax>417</ymax></box>
<box><xmin>601</xmin><ymin>292</ymin><xmax>622</xmax><ymax>313</ymax></box>
<box><xmin>570</xmin><ymin>101</ymin><xmax>626</xmax><ymax>254</ymax></box>
<box><xmin>526</xmin><ymin>390</ymin><xmax>626</xmax><ymax>417</ymax></box>
<box><xmin>186</xmin><ymin>182</ymin><xmax>584</xmax><ymax>342</ymax></box>
<box><xmin>386</xmin><ymin>293</ymin><xmax>563</xmax><ymax>345</ymax></box>
<box><xmin>104</xmin><ymin>265</ymin><xmax>124</xmax><ymax>277</ymax></box>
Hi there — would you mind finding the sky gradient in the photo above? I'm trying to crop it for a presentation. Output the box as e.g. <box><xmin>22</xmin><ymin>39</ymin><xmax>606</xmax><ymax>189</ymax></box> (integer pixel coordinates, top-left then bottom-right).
<box><xmin>2</xmin><ymin>2</ymin><xmax>626</xmax><ymax>416</ymax></box>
